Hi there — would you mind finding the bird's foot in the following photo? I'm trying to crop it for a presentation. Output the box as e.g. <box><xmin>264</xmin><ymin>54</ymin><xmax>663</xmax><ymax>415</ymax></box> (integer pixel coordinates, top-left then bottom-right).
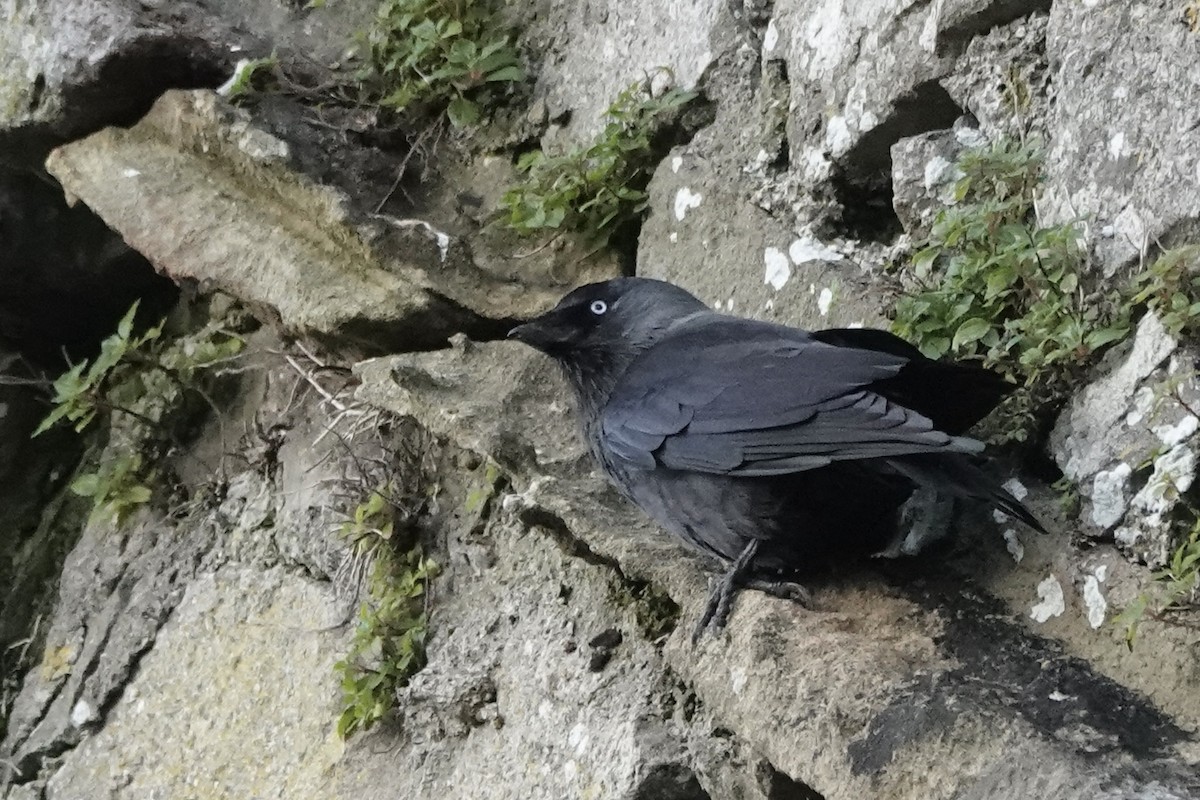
<box><xmin>744</xmin><ymin>577</ymin><xmax>814</xmax><ymax>608</ymax></box>
<box><xmin>692</xmin><ymin>540</ymin><xmax>760</xmax><ymax>643</ymax></box>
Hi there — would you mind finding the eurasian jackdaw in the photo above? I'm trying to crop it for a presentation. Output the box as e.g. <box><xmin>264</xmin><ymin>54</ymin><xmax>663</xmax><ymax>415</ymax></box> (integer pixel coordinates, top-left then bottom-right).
<box><xmin>508</xmin><ymin>277</ymin><xmax>1044</xmax><ymax>637</ymax></box>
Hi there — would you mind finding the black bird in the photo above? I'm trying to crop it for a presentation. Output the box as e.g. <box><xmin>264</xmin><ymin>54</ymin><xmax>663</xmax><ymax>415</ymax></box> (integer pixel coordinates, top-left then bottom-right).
<box><xmin>508</xmin><ymin>277</ymin><xmax>1044</xmax><ymax>637</ymax></box>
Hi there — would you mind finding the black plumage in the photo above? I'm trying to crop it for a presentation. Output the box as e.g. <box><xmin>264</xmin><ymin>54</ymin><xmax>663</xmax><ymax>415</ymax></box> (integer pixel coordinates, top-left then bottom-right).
<box><xmin>508</xmin><ymin>277</ymin><xmax>1044</xmax><ymax>636</ymax></box>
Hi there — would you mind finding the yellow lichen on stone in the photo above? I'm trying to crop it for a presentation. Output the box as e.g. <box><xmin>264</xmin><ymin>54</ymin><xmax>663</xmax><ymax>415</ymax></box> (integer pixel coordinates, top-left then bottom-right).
<box><xmin>39</xmin><ymin>644</ymin><xmax>75</xmax><ymax>681</ymax></box>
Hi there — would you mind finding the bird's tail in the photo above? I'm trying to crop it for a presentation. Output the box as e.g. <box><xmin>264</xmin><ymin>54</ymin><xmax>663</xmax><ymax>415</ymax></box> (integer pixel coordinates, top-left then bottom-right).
<box><xmin>884</xmin><ymin>453</ymin><xmax>1047</xmax><ymax>534</ymax></box>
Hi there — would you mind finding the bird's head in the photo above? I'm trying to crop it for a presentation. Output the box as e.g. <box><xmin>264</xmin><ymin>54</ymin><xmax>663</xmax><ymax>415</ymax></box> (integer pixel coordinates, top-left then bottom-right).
<box><xmin>508</xmin><ymin>277</ymin><xmax>708</xmax><ymax>359</ymax></box>
<box><xmin>508</xmin><ymin>277</ymin><xmax>710</xmax><ymax>405</ymax></box>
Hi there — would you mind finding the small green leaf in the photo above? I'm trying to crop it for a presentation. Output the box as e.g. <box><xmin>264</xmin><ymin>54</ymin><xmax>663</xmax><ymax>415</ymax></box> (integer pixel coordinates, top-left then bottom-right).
<box><xmin>484</xmin><ymin>65</ymin><xmax>524</xmax><ymax>83</ymax></box>
<box><xmin>446</xmin><ymin>96</ymin><xmax>480</xmax><ymax>127</ymax></box>
<box><xmin>70</xmin><ymin>472</ymin><xmax>101</xmax><ymax>497</ymax></box>
<box><xmin>952</xmin><ymin>317</ymin><xmax>992</xmax><ymax>350</ymax></box>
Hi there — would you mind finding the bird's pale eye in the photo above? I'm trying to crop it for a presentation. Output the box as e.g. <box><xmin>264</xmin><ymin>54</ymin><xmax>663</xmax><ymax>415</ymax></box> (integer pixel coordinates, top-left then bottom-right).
<box><xmin>590</xmin><ymin>300</ymin><xmax>608</xmax><ymax>315</ymax></box>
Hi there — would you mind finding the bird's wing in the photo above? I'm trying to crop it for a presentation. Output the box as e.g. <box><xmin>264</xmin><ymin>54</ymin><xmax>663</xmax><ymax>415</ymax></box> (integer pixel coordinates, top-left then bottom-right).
<box><xmin>601</xmin><ymin>318</ymin><xmax>983</xmax><ymax>476</ymax></box>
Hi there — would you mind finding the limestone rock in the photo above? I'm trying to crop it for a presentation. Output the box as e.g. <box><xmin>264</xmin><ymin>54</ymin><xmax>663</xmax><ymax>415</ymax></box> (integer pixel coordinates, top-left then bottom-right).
<box><xmin>45</xmin><ymin>91</ymin><xmax>609</xmax><ymax>355</ymax></box>
<box><xmin>1041</xmin><ymin>0</ymin><xmax>1200</xmax><ymax>273</ymax></box>
<box><xmin>0</xmin><ymin>0</ymin><xmax>379</xmax><ymax>164</ymax></box>
<box><xmin>890</xmin><ymin>125</ymin><xmax>984</xmax><ymax>239</ymax></box>
<box><xmin>353</xmin><ymin>342</ymin><xmax>1200</xmax><ymax>800</ymax></box>
<box><xmin>1051</xmin><ymin>313</ymin><xmax>1200</xmax><ymax>564</ymax></box>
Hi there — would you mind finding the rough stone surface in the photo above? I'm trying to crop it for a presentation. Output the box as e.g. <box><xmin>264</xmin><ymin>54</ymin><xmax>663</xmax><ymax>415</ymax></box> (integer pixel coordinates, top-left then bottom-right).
<box><xmin>354</xmin><ymin>342</ymin><xmax>1200</xmax><ymax>800</ymax></box>
<box><xmin>890</xmin><ymin>126</ymin><xmax>978</xmax><ymax>239</ymax></box>
<box><xmin>0</xmin><ymin>0</ymin><xmax>382</xmax><ymax>165</ymax></box>
<box><xmin>1051</xmin><ymin>313</ymin><xmax>1178</xmax><ymax>484</ymax></box>
<box><xmin>41</xmin><ymin>567</ymin><xmax>349</xmax><ymax>799</ymax></box>
<box><xmin>0</xmin><ymin>0</ymin><xmax>225</xmax><ymax>163</ymax></box>
<box><xmin>45</xmin><ymin>91</ymin><xmax>613</xmax><ymax>355</ymax></box>
<box><xmin>6</xmin><ymin>0</ymin><xmax>1200</xmax><ymax>796</ymax></box>
<box><xmin>521</xmin><ymin>0</ymin><xmax>724</xmax><ymax>143</ymax></box>
<box><xmin>1051</xmin><ymin>313</ymin><xmax>1200</xmax><ymax>564</ymax></box>
<box><xmin>1041</xmin><ymin>0</ymin><xmax>1200</xmax><ymax>273</ymax></box>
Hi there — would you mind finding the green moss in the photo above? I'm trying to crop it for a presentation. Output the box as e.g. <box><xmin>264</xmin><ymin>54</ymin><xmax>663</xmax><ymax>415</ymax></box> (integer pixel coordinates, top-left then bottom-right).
<box><xmin>609</xmin><ymin>578</ymin><xmax>680</xmax><ymax>641</ymax></box>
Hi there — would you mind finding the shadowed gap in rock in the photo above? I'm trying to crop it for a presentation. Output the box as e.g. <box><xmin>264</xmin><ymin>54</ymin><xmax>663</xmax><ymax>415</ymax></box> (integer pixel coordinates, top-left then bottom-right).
<box><xmin>632</xmin><ymin>763</ymin><xmax>712</xmax><ymax>800</ymax></box>
<box><xmin>0</xmin><ymin>166</ymin><xmax>179</xmax><ymax>747</ymax></box>
<box><xmin>2</xmin><ymin>35</ymin><xmax>228</xmax><ymax>167</ymax></box>
<box><xmin>0</xmin><ymin>168</ymin><xmax>179</xmax><ymax>364</ymax></box>
<box><xmin>757</xmin><ymin>761</ymin><xmax>827</xmax><ymax>800</ymax></box>
<box><xmin>829</xmin><ymin>81</ymin><xmax>964</xmax><ymax>243</ymax></box>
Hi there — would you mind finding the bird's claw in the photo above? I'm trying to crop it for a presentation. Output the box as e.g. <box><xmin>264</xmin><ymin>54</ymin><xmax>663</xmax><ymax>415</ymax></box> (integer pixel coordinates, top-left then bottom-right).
<box><xmin>745</xmin><ymin>577</ymin><xmax>814</xmax><ymax>609</ymax></box>
<box><xmin>692</xmin><ymin>539</ymin><xmax>761</xmax><ymax>643</ymax></box>
<box><xmin>692</xmin><ymin>545</ymin><xmax>816</xmax><ymax>643</ymax></box>
<box><xmin>692</xmin><ymin>572</ymin><xmax>738</xmax><ymax>643</ymax></box>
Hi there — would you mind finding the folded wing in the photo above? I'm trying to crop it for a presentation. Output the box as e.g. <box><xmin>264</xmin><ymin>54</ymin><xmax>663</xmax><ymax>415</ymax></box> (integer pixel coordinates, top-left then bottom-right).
<box><xmin>601</xmin><ymin>317</ymin><xmax>985</xmax><ymax>476</ymax></box>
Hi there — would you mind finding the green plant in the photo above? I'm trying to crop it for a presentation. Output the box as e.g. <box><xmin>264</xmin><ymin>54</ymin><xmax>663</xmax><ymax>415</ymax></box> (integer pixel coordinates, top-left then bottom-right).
<box><xmin>500</xmin><ymin>78</ymin><xmax>697</xmax><ymax>243</ymax></box>
<box><xmin>1113</xmin><ymin>521</ymin><xmax>1200</xmax><ymax>648</ymax></box>
<box><xmin>334</xmin><ymin>488</ymin><xmax>439</xmax><ymax>738</ymax></box>
<box><xmin>358</xmin><ymin>0</ymin><xmax>524</xmax><ymax>127</ymax></box>
<box><xmin>891</xmin><ymin>139</ymin><xmax>1131</xmax><ymax>439</ymax></box>
<box><xmin>34</xmin><ymin>302</ymin><xmax>162</xmax><ymax>436</ymax></box>
<box><xmin>219</xmin><ymin>53</ymin><xmax>279</xmax><ymax>103</ymax></box>
<box><xmin>70</xmin><ymin>453</ymin><xmax>153</xmax><ymax>525</ymax></box>
<box><xmin>1127</xmin><ymin>245</ymin><xmax>1200</xmax><ymax>336</ymax></box>
<box><xmin>34</xmin><ymin>300</ymin><xmax>245</xmax><ymax>525</ymax></box>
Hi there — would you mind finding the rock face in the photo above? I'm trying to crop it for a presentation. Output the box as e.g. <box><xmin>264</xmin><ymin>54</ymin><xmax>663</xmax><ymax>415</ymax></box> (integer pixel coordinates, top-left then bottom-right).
<box><xmin>1041</xmin><ymin>0</ymin><xmax>1200</xmax><ymax>273</ymax></box>
<box><xmin>44</xmin><ymin>90</ymin><xmax>613</xmax><ymax>355</ymax></box>
<box><xmin>4</xmin><ymin>0</ymin><xmax>1200</xmax><ymax>798</ymax></box>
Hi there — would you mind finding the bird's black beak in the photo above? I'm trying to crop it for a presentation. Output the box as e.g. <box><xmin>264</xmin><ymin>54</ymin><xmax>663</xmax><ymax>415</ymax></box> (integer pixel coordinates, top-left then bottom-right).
<box><xmin>507</xmin><ymin>312</ymin><xmax>567</xmax><ymax>353</ymax></box>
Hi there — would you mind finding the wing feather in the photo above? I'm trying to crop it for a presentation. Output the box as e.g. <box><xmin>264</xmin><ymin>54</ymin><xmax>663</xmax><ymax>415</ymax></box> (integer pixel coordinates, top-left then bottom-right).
<box><xmin>601</xmin><ymin>317</ymin><xmax>983</xmax><ymax>475</ymax></box>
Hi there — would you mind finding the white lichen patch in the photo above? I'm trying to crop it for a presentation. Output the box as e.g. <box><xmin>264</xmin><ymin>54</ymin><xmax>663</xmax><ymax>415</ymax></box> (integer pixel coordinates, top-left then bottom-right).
<box><xmin>70</xmin><ymin>699</ymin><xmax>97</xmax><ymax>728</ymax></box>
<box><xmin>671</xmin><ymin>156</ymin><xmax>683</xmax><ymax>173</ymax></box>
<box><xmin>825</xmin><ymin>115</ymin><xmax>852</xmax><ymax>156</ymax></box>
<box><xmin>1030</xmin><ymin>575</ymin><xmax>1065</xmax><ymax>623</ymax></box>
<box><xmin>1107</xmin><ymin>131</ymin><xmax>1126</xmax><ymax>160</ymax></box>
<box><xmin>817</xmin><ymin>287</ymin><xmax>834</xmax><ymax>316</ymax></box>
<box><xmin>764</xmin><ymin>247</ymin><xmax>791</xmax><ymax>290</ymax></box>
<box><xmin>1090</xmin><ymin>463</ymin><xmax>1132</xmax><ymax>529</ymax></box>
<box><xmin>730</xmin><ymin>667</ymin><xmax>748</xmax><ymax>694</ymax></box>
<box><xmin>1114</xmin><ymin>445</ymin><xmax>1196</xmax><ymax>564</ymax></box>
<box><xmin>568</xmin><ymin>722</ymin><xmax>589</xmax><ymax>754</ymax></box>
<box><xmin>788</xmin><ymin>236</ymin><xmax>843</xmax><ymax>264</ymax></box>
<box><xmin>673</xmin><ymin>186</ymin><xmax>703</xmax><ymax>221</ymax></box>
<box><xmin>1145</xmin><ymin>445</ymin><xmax>1196</xmax><ymax>507</ymax></box>
<box><xmin>954</xmin><ymin>126</ymin><xmax>986</xmax><ymax>148</ymax></box>
<box><xmin>1152</xmin><ymin>414</ymin><xmax>1199</xmax><ymax>447</ymax></box>
<box><xmin>1082</xmin><ymin>574</ymin><xmax>1107</xmax><ymax>629</ymax></box>
<box><xmin>669</xmin><ymin>232</ymin><xmax>678</xmax><ymax>243</ymax></box>
<box><xmin>122</xmin><ymin>168</ymin><xmax>140</xmax><ymax>178</ymax></box>
<box><xmin>923</xmin><ymin>156</ymin><xmax>953</xmax><ymax>189</ymax></box>
<box><xmin>1002</xmin><ymin>529</ymin><xmax>1024</xmax><ymax>563</ymax></box>
<box><xmin>763</xmin><ymin>19</ymin><xmax>779</xmax><ymax>52</ymax></box>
